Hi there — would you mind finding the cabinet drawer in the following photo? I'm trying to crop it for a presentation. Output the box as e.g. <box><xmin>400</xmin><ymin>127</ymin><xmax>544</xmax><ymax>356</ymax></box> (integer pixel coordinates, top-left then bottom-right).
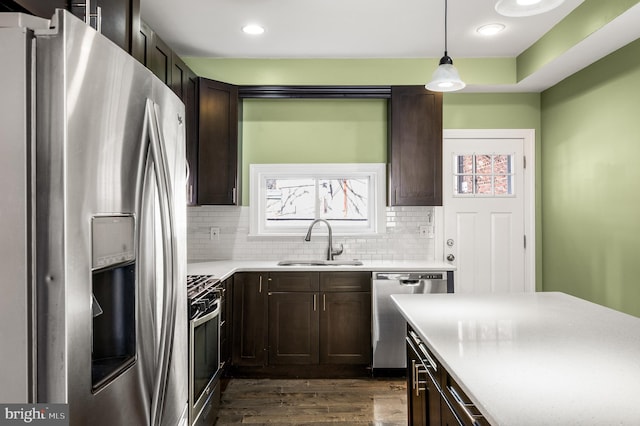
<box><xmin>269</xmin><ymin>272</ymin><xmax>320</xmax><ymax>292</ymax></box>
<box><xmin>442</xmin><ymin>374</ymin><xmax>490</xmax><ymax>426</ymax></box>
<box><xmin>320</xmin><ymin>271</ymin><xmax>371</xmax><ymax>292</ymax></box>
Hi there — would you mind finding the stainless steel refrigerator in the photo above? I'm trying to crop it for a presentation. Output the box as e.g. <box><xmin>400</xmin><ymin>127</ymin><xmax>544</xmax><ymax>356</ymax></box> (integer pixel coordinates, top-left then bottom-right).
<box><xmin>0</xmin><ymin>9</ymin><xmax>188</xmax><ymax>426</ymax></box>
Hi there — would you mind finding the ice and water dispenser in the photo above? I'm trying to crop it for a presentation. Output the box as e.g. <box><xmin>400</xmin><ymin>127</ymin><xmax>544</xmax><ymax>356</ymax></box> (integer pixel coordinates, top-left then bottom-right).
<box><xmin>91</xmin><ymin>216</ymin><xmax>136</xmax><ymax>392</ymax></box>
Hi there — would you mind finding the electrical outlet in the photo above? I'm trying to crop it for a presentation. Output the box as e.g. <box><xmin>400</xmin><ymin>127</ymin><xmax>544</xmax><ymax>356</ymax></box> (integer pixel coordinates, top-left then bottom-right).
<box><xmin>419</xmin><ymin>225</ymin><xmax>429</xmax><ymax>238</ymax></box>
<box><xmin>210</xmin><ymin>227</ymin><xmax>220</xmax><ymax>240</ymax></box>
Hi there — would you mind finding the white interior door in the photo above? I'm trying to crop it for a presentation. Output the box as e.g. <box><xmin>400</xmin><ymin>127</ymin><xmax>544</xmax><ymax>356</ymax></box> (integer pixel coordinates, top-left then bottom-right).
<box><xmin>443</xmin><ymin>130</ymin><xmax>534</xmax><ymax>293</ymax></box>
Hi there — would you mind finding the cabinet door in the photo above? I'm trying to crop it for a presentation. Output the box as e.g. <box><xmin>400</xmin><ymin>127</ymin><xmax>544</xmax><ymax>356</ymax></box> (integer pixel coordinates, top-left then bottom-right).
<box><xmin>231</xmin><ymin>273</ymin><xmax>268</xmax><ymax>366</ymax></box>
<box><xmin>148</xmin><ymin>28</ymin><xmax>171</xmax><ymax>85</ymax></box>
<box><xmin>169</xmin><ymin>54</ymin><xmax>199</xmax><ymax>205</ymax></box>
<box><xmin>70</xmin><ymin>0</ymin><xmax>139</xmax><ymax>53</ymax></box>
<box><xmin>184</xmin><ymin>69</ymin><xmax>199</xmax><ymax>205</ymax></box>
<box><xmin>320</xmin><ymin>291</ymin><xmax>371</xmax><ymax>364</ymax></box>
<box><xmin>133</xmin><ymin>20</ymin><xmax>171</xmax><ymax>84</ymax></box>
<box><xmin>407</xmin><ymin>341</ymin><xmax>428</xmax><ymax>426</ymax></box>
<box><xmin>197</xmin><ymin>78</ymin><xmax>239</xmax><ymax>205</ymax></box>
<box><xmin>389</xmin><ymin>86</ymin><xmax>443</xmax><ymax>206</ymax></box>
<box><xmin>268</xmin><ymin>292</ymin><xmax>319</xmax><ymax>365</ymax></box>
<box><xmin>442</xmin><ymin>373</ymin><xmax>489</xmax><ymax>426</ymax></box>
<box><xmin>441</xmin><ymin>399</ymin><xmax>463</xmax><ymax>426</ymax></box>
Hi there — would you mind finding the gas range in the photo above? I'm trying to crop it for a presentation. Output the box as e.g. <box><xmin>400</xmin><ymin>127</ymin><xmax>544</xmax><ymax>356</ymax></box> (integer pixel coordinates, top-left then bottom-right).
<box><xmin>186</xmin><ymin>275</ymin><xmax>220</xmax><ymax>320</ymax></box>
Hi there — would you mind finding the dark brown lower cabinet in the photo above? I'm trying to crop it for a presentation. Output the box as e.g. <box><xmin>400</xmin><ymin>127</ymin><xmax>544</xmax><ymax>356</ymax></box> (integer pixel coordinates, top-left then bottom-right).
<box><xmin>320</xmin><ymin>271</ymin><xmax>371</xmax><ymax>365</ymax></box>
<box><xmin>320</xmin><ymin>291</ymin><xmax>371</xmax><ymax>364</ymax></box>
<box><xmin>406</xmin><ymin>326</ymin><xmax>490</xmax><ymax>426</ymax></box>
<box><xmin>233</xmin><ymin>271</ymin><xmax>371</xmax><ymax>372</ymax></box>
<box><xmin>231</xmin><ymin>272</ymin><xmax>268</xmax><ymax>367</ymax></box>
<box><xmin>268</xmin><ymin>291</ymin><xmax>319</xmax><ymax>364</ymax></box>
<box><xmin>407</xmin><ymin>336</ymin><xmax>429</xmax><ymax>425</ymax></box>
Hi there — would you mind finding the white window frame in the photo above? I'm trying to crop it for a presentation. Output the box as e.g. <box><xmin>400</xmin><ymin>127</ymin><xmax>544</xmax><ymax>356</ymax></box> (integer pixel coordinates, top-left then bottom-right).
<box><xmin>249</xmin><ymin>163</ymin><xmax>386</xmax><ymax>236</ymax></box>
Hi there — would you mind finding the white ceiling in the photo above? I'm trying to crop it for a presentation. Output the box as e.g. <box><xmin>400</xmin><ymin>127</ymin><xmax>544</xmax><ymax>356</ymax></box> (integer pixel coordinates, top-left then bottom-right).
<box><xmin>140</xmin><ymin>0</ymin><xmax>640</xmax><ymax>91</ymax></box>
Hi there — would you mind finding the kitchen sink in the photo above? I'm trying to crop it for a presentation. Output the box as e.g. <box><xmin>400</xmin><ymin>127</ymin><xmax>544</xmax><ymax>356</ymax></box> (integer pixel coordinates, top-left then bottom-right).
<box><xmin>277</xmin><ymin>259</ymin><xmax>363</xmax><ymax>266</ymax></box>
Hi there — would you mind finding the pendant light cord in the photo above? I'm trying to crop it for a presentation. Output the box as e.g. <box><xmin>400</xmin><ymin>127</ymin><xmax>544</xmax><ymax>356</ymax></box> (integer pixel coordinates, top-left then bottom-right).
<box><xmin>444</xmin><ymin>0</ymin><xmax>448</xmax><ymax>56</ymax></box>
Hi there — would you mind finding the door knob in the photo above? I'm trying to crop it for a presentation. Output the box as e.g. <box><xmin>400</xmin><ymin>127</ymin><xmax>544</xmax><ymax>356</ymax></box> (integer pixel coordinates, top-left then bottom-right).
<box><xmin>446</xmin><ymin>254</ymin><xmax>455</xmax><ymax>262</ymax></box>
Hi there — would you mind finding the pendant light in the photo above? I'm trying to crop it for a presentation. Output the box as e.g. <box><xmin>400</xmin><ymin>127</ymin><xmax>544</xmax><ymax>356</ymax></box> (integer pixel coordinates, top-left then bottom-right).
<box><xmin>495</xmin><ymin>0</ymin><xmax>565</xmax><ymax>17</ymax></box>
<box><xmin>426</xmin><ymin>0</ymin><xmax>465</xmax><ymax>92</ymax></box>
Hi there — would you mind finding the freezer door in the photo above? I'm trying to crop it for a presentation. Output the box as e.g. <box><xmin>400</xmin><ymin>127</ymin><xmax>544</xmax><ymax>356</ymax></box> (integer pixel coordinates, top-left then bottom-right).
<box><xmin>34</xmin><ymin>10</ymin><xmax>187</xmax><ymax>426</ymax></box>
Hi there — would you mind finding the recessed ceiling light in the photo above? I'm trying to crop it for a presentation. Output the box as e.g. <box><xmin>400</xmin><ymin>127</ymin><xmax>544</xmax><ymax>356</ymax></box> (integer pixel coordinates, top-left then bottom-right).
<box><xmin>495</xmin><ymin>0</ymin><xmax>564</xmax><ymax>17</ymax></box>
<box><xmin>476</xmin><ymin>23</ymin><xmax>506</xmax><ymax>36</ymax></box>
<box><xmin>242</xmin><ymin>24</ymin><xmax>265</xmax><ymax>35</ymax></box>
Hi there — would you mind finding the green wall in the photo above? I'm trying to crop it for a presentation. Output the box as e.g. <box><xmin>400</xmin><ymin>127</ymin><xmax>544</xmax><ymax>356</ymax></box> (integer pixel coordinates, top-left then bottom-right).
<box><xmin>541</xmin><ymin>37</ymin><xmax>640</xmax><ymax>317</ymax></box>
<box><xmin>241</xmin><ymin>99</ymin><xmax>388</xmax><ymax>204</ymax></box>
<box><xmin>240</xmin><ymin>93</ymin><xmax>543</xmax><ymax>290</ymax></box>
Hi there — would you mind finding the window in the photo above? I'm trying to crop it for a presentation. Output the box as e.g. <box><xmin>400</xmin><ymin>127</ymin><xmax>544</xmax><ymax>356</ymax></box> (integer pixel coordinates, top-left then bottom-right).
<box><xmin>250</xmin><ymin>164</ymin><xmax>386</xmax><ymax>236</ymax></box>
<box><xmin>453</xmin><ymin>153</ymin><xmax>515</xmax><ymax>197</ymax></box>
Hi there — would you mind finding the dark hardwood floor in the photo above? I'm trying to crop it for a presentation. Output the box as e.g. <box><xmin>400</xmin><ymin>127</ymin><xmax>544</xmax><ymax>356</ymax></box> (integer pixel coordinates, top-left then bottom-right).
<box><xmin>216</xmin><ymin>378</ymin><xmax>407</xmax><ymax>425</ymax></box>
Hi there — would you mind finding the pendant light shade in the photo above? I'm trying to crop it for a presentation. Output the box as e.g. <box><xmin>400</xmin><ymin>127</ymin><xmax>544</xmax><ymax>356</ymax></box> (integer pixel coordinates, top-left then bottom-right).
<box><xmin>426</xmin><ymin>54</ymin><xmax>465</xmax><ymax>92</ymax></box>
<box><xmin>426</xmin><ymin>0</ymin><xmax>465</xmax><ymax>92</ymax></box>
<box><xmin>495</xmin><ymin>0</ymin><xmax>565</xmax><ymax>17</ymax></box>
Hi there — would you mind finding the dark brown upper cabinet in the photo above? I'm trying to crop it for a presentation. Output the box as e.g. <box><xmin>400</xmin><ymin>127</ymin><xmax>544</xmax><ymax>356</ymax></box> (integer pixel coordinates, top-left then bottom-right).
<box><xmin>134</xmin><ymin>20</ymin><xmax>171</xmax><ymax>85</ymax></box>
<box><xmin>197</xmin><ymin>77</ymin><xmax>239</xmax><ymax>205</ymax></box>
<box><xmin>70</xmin><ymin>0</ymin><xmax>139</xmax><ymax>54</ymax></box>
<box><xmin>3</xmin><ymin>0</ymin><xmax>139</xmax><ymax>55</ymax></box>
<box><xmin>389</xmin><ymin>86</ymin><xmax>443</xmax><ymax>206</ymax></box>
<box><xmin>173</xmin><ymin>57</ymin><xmax>199</xmax><ymax>206</ymax></box>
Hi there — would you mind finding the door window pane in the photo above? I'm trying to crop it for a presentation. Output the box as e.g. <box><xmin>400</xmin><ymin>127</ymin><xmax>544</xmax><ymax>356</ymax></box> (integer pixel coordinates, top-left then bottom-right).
<box><xmin>453</xmin><ymin>153</ymin><xmax>514</xmax><ymax>197</ymax></box>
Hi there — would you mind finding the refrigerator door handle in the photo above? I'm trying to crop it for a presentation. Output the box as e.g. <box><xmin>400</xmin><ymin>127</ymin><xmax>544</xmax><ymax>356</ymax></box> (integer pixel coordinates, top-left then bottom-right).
<box><xmin>145</xmin><ymin>99</ymin><xmax>179</xmax><ymax>426</ymax></box>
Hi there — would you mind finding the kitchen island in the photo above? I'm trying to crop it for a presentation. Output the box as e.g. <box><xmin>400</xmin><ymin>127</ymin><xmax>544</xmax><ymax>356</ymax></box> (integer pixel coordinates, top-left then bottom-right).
<box><xmin>392</xmin><ymin>292</ymin><xmax>640</xmax><ymax>425</ymax></box>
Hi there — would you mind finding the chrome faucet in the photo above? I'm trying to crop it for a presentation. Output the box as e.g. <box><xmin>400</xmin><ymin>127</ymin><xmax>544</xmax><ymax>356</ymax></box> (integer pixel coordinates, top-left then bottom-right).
<box><xmin>304</xmin><ymin>219</ymin><xmax>343</xmax><ymax>261</ymax></box>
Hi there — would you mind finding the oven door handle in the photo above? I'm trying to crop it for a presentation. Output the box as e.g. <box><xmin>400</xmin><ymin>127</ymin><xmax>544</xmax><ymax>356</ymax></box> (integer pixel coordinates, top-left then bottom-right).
<box><xmin>191</xmin><ymin>301</ymin><xmax>221</xmax><ymax>328</ymax></box>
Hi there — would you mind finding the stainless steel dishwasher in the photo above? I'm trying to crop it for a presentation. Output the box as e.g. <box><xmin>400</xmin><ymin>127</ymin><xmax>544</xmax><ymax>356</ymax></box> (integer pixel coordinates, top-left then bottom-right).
<box><xmin>372</xmin><ymin>271</ymin><xmax>453</xmax><ymax>370</ymax></box>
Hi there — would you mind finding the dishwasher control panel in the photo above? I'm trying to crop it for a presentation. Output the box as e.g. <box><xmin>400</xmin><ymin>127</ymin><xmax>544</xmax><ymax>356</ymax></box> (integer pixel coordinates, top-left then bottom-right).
<box><xmin>373</xmin><ymin>272</ymin><xmax>445</xmax><ymax>281</ymax></box>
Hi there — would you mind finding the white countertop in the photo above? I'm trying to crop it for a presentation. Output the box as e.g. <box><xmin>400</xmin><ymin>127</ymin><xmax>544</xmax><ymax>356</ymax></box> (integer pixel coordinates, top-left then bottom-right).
<box><xmin>187</xmin><ymin>260</ymin><xmax>454</xmax><ymax>281</ymax></box>
<box><xmin>392</xmin><ymin>292</ymin><xmax>640</xmax><ymax>425</ymax></box>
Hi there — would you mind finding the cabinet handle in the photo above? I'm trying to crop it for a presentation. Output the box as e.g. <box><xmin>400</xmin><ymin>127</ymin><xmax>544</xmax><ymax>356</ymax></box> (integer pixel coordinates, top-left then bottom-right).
<box><xmin>95</xmin><ymin>6</ymin><xmax>102</xmax><ymax>33</ymax></box>
<box><xmin>323</xmin><ymin>293</ymin><xmax>326</xmax><ymax>311</ymax></box>
<box><xmin>72</xmin><ymin>1</ymin><xmax>102</xmax><ymax>32</ymax></box>
<box><xmin>259</xmin><ymin>276</ymin><xmax>262</xmax><ymax>293</ymax></box>
<box><xmin>448</xmin><ymin>385</ymin><xmax>483</xmax><ymax>425</ymax></box>
<box><xmin>232</xmin><ymin>187</ymin><xmax>237</xmax><ymax>204</ymax></box>
<box><xmin>313</xmin><ymin>294</ymin><xmax>317</xmax><ymax>311</ymax></box>
<box><xmin>415</xmin><ymin>364</ymin><xmax>427</xmax><ymax>396</ymax></box>
<box><xmin>411</xmin><ymin>360</ymin><xmax>417</xmax><ymax>392</ymax></box>
<box><xmin>419</xmin><ymin>342</ymin><xmax>438</xmax><ymax>372</ymax></box>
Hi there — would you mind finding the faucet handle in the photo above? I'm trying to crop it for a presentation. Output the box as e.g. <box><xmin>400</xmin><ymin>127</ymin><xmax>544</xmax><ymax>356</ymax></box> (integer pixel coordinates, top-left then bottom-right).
<box><xmin>332</xmin><ymin>243</ymin><xmax>344</xmax><ymax>257</ymax></box>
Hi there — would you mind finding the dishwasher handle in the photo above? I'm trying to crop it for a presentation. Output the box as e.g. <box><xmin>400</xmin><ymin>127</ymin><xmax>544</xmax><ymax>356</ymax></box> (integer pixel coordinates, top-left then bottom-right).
<box><xmin>373</xmin><ymin>272</ymin><xmax>446</xmax><ymax>281</ymax></box>
<box><xmin>400</xmin><ymin>279</ymin><xmax>421</xmax><ymax>286</ymax></box>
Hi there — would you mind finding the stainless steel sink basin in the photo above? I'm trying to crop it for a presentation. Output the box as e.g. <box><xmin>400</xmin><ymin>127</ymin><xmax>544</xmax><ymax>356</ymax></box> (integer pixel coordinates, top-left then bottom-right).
<box><xmin>277</xmin><ymin>259</ymin><xmax>363</xmax><ymax>266</ymax></box>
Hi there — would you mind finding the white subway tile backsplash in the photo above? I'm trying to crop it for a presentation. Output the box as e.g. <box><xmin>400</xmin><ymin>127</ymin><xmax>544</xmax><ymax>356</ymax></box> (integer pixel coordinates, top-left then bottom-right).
<box><xmin>187</xmin><ymin>206</ymin><xmax>436</xmax><ymax>262</ymax></box>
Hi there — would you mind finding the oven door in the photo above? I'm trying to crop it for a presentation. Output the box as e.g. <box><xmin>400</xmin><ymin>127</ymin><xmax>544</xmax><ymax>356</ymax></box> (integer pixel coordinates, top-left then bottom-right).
<box><xmin>189</xmin><ymin>300</ymin><xmax>221</xmax><ymax>425</ymax></box>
